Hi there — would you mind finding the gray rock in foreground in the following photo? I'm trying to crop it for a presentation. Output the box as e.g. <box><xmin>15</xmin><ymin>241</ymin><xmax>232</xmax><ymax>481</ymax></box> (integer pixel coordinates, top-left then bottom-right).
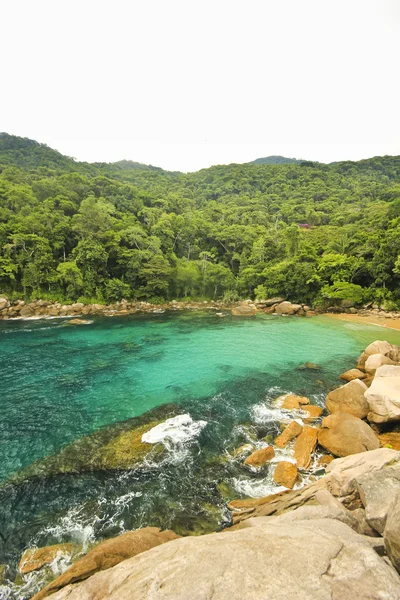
<box><xmin>46</xmin><ymin>518</ymin><xmax>400</xmax><ymax>600</ymax></box>
<box><xmin>365</xmin><ymin>365</ymin><xmax>400</xmax><ymax>424</ymax></box>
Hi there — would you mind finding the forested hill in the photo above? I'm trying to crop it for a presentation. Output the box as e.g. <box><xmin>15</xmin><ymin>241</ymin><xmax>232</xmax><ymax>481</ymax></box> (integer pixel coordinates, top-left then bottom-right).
<box><xmin>248</xmin><ymin>156</ymin><xmax>302</xmax><ymax>165</ymax></box>
<box><xmin>1</xmin><ymin>133</ymin><xmax>400</xmax><ymax>308</ymax></box>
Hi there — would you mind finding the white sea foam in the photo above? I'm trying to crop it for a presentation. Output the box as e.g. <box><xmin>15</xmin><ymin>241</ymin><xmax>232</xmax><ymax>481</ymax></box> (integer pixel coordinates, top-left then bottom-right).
<box><xmin>142</xmin><ymin>414</ymin><xmax>207</xmax><ymax>445</ymax></box>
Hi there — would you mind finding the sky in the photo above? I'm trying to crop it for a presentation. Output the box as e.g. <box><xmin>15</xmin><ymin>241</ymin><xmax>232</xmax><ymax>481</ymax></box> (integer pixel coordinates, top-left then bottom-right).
<box><xmin>1</xmin><ymin>0</ymin><xmax>399</xmax><ymax>172</ymax></box>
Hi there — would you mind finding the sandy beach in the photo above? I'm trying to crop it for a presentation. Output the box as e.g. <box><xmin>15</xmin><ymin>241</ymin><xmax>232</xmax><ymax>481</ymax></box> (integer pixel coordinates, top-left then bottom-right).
<box><xmin>325</xmin><ymin>312</ymin><xmax>400</xmax><ymax>331</ymax></box>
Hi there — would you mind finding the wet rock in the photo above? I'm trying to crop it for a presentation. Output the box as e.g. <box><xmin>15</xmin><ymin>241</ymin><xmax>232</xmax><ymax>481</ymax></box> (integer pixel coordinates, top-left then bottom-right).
<box><xmin>356</xmin><ymin>465</ymin><xmax>400</xmax><ymax>534</ymax></box>
<box><xmin>378</xmin><ymin>431</ymin><xmax>400</xmax><ymax>450</ymax></box>
<box><xmin>277</xmin><ymin>394</ymin><xmax>310</xmax><ymax>410</ymax></box>
<box><xmin>326</xmin><ymin>379</ymin><xmax>369</xmax><ymax>419</ymax></box>
<box><xmin>318</xmin><ymin>454</ymin><xmax>334</xmax><ymax>467</ymax></box>
<box><xmin>274</xmin><ymin>301</ymin><xmax>301</xmax><ymax>315</ymax></box>
<box><xmin>366</xmin><ymin>365</ymin><xmax>400</xmax><ymax>424</ymax></box>
<box><xmin>19</xmin><ymin>544</ymin><xmax>78</xmax><ymax>575</ymax></box>
<box><xmin>318</xmin><ymin>412</ymin><xmax>379</xmax><ymax>457</ymax></box>
<box><xmin>274</xmin><ymin>421</ymin><xmax>303</xmax><ymax>447</ymax></box>
<box><xmin>66</xmin><ymin>319</ymin><xmax>91</xmax><ymax>325</ymax></box>
<box><xmin>339</xmin><ymin>368</ymin><xmax>366</xmax><ymax>381</ymax></box>
<box><xmin>301</xmin><ymin>362</ymin><xmax>321</xmax><ymax>370</ymax></box>
<box><xmin>244</xmin><ymin>445</ymin><xmax>275</xmax><ymax>467</ymax></box>
<box><xmin>384</xmin><ymin>490</ymin><xmax>400</xmax><ymax>573</ymax></box>
<box><xmin>294</xmin><ymin>425</ymin><xmax>317</xmax><ymax>469</ymax></box>
<box><xmin>44</xmin><ymin>518</ymin><xmax>400</xmax><ymax>600</ymax></box>
<box><xmin>231</xmin><ymin>443</ymin><xmax>254</xmax><ymax>457</ymax></box>
<box><xmin>273</xmin><ymin>461</ymin><xmax>298</xmax><ymax>489</ymax></box>
<box><xmin>302</xmin><ymin>405</ymin><xmax>323</xmax><ymax>422</ymax></box>
<box><xmin>32</xmin><ymin>528</ymin><xmax>180</xmax><ymax>600</ymax></box>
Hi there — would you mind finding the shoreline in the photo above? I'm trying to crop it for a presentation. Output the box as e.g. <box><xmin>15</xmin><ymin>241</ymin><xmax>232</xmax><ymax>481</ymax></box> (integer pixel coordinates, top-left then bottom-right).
<box><xmin>324</xmin><ymin>312</ymin><xmax>400</xmax><ymax>331</ymax></box>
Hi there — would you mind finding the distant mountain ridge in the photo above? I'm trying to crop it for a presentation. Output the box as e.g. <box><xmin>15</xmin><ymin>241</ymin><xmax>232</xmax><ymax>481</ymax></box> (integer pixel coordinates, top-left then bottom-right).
<box><xmin>248</xmin><ymin>156</ymin><xmax>303</xmax><ymax>166</ymax></box>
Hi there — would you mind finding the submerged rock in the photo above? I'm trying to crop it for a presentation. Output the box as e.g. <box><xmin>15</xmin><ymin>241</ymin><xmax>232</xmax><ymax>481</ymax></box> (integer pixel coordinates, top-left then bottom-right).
<box><xmin>31</xmin><ymin>528</ymin><xmax>180</xmax><ymax>600</ymax></box>
<box><xmin>318</xmin><ymin>412</ymin><xmax>379</xmax><ymax>457</ymax></box>
<box><xmin>6</xmin><ymin>404</ymin><xmax>180</xmax><ymax>484</ymax></box>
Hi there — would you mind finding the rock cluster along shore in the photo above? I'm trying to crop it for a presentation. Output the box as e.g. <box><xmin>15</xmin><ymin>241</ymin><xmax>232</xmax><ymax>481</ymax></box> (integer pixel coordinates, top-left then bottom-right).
<box><xmin>4</xmin><ymin>338</ymin><xmax>400</xmax><ymax>599</ymax></box>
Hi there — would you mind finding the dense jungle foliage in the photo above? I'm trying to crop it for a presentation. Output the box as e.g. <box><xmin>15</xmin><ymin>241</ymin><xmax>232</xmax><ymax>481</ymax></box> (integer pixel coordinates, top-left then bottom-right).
<box><xmin>1</xmin><ymin>133</ymin><xmax>400</xmax><ymax>307</ymax></box>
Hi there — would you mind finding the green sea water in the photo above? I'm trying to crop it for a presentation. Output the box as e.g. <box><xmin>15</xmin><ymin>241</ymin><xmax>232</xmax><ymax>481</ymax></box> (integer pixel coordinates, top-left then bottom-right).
<box><xmin>1</xmin><ymin>311</ymin><xmax>400</xmax><ymax>598</ymax></box>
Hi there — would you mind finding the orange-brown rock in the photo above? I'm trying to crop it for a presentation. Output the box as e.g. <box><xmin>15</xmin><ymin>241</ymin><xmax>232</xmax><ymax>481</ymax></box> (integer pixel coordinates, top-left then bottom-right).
<box><xmin>378</xmin><ymin>432</ymin><xmax>400</xmax><ymax>451</ymax></box>
<box><xmin>318</xmin><ymin>412</ymin><xmax>380</xmax><ymax>458</ymax></box>
<box><xmin>273</xmin><ymin>461</ymin><xmax>299</xmax><ymax>489</ymax></box>
<box><xmin>302</xmin><ymin>405</ymin><xmax>323</xmax><ymax>422</ymax></box>
<box><xmin>274</xmin><ymin>421</ymin><xmax>303</xmax><ymax>447</ymax></box>
<box><xmin>294</xmin><ymin>426</ymin><xmax>318</xmax><ymax>469</ymax></box>
<box><xmin>244</xmin><ymin>446</ymin><xmax>275</xmax><ymax>467</ymax></box>
<box><xmin>67</xmin><ymin>318</ymin><xmax>91</xmax><ymax>325</ymax></box>
<box><xmin>31</xmin><ymin>528</ymin><xmax>180</xmax><ymax>600</ymax></box>
<box><xmin>339</xmin><ymin>369</ymin><xmax>366</xmax><ymax>382</ymax></box>
<box><xmin>278</xmin><ymin>394</ymin><xmax>310</xmax><ymax>410</ymax></box>
<box><xmin>231</xmin><ymin>304</ymin><xmax>257</xmax><ymax>316</ymax></box>
<box><xmin>19</xmin><ymin>544</ymin><xmax>77</xmax><ymax>575</ymax></box>
<box><xmin>318</xmin><ymin>454</ymin><xmax>335</xmax><ymax>467</ymax></box>
<box><xmin>325</xmin><ymin>379</ymin><xmax>369</xmax><ymax>419</ymax></box>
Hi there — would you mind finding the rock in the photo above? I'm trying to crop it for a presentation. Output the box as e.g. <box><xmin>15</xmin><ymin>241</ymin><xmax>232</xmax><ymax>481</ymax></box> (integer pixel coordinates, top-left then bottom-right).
<box><xmin>325</xmin><ymin>448</ymin><xmax>400</xmax><ymax>498</ymax></box>
<box><xmin>244</xmin><ymin>445</ymin><xmax>275</xmax><ymax>467</ymax></box>
<box><xmin>384</xmin><ymin>490</ymin><xmax>400</xmax><ymax>573</ymax></box>
<box><xmin>302</xmin><ymin>405</ymin><xmax>323</xmax><ymax>422</ymax></box>
<box><xmin>294</xmin><ymin>426</ymin><xmax>317</xmax><ymax>469</ymax></box>
<box><xmin>378</xmin><ymin>431</ymin><xmax>400</xmax><ymax>450</ymax></box>
<box><xmin>66</xmin><ymin>319</ymin><xmax>91</xmax><ymax>325</ymax></box>
<box><xmin>364</xmin><ymin>340</ymin><xmax>400</xmax><ymax>362</ymax></box>
<box><xmin>356</xmin><ymin>465</ymin><xmax>400</xmax><ymax>534</ymax></box>
<box><xmin>42</xmin><ymin>518</ymin><xmax>400</xmax><ymax>600</ymax></box>
<box><xmin>231</xmin><ymin>443</ymin><xmax>254</xmax><ymax>457</ymax></box>
<box><xmin>302</xmin><ymin>362</ymin><xmax>321</xmax><ymax>370</ymax></box>
<box><xmin>366</xmin><ymin>365</ymin><xmax>400</xmax><ymax>424</ymax></box>
<box><xmin>318</xmin><ymin>454</ymin><xmax>334</xmax><ymax>467</ymax></box>
<box><xmin>275</xmin><ymin>301</ymin><xmax>299</xmax><ymax>315</ymax></box>
<box><xmin>273</xmin><ymin>461</ymin><xmax>298</xmax><ymax>489</ymax></box>
<box><xmin>325</xmin><ymin>379</ymin><xmax>369</xmax><ymax>419</ymax></box>
<box><xmin>19</xmin><ymin>305</ymin><xmax>35</xmax><ymax>317</ymax></box>
<box><xmin>277</xmin><ymin>394</ymin><xmax>310</xmax><ymax>410</ymax></box>
<box><xmin>264</xmin><ymin>297</ymin><xmax>285</xmax><ymax>306</ymax></box>
<box><xmin>0</xmin><ymin>564</ymin><xmax>7</xmax><ymax>584</ymax></box>
<box><xmin>8</xmin><ymin>404</ymin><xmax>179</xmax><ymax>484</ymax></box>
<box><xmin>274</xmin><ymin>421</ymin><xmax>303</xmax><ymax>447</ymax></box>
<box><xmin>71</xmin><ymin>303</ymin><xmax>85</xmax><ymax>311</ymax></box>
<box><xmin>339</xmin><ymin>368</ymin><xmax>366</xmax><ymax>382</ymax></box>
<box><xmin>31</xmin><ymin>528</ymin><xmax>180</xmax><ymax>600</ymax></box>
<box><xmin>0</xmin><ymin>297</ymin><xmax>9</xmax><ymax>311</ymax></box>
<box><xmin>365</xmin><ymin>353</ymin><xmax>397</xmax><ymax>374</ymax></box>
<box><xmin>318</xmin><ymin>412</ymin><xmax>379</xmax><ymax>457</ymax></box>
<box><xmin>19</xmin><ymin>543</ymin><xmax>77</xmax><ymax>575</ymax></box>
<box><xmin>231</xmin><ymin>304</ymin><xmax>257</xmax><ymax>316</ymax></box>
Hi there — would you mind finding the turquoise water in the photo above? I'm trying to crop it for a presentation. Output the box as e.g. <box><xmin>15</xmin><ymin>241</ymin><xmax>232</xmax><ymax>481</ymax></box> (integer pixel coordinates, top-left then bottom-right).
<box><xmin>1</xmin><ymin>311</ymin><xmax>400</xmax><ymax>598</ymax></box>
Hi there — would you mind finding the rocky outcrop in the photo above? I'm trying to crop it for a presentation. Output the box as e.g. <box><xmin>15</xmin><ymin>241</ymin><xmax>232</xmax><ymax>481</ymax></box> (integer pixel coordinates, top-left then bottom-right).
<box><xmin>325</xmin><ymin>379</ymin><xmax>369</xmax><ymax>419</ymax></box>
<box><xmin>31</xmin><ymin>528</ymin><xmax>180</xmax><ymax>600</ymax></box>
<box><xmin>231</xmin><ymin>304</ymin><xmax>257</xmax><ymax>316</ymax></box>
<box><xmin>384</xmin><ymin>490</ymin><xmax>400</xmax><ymax>573</ymax></box>
<box><xmin>276</xmin><ymin>394</ymin><xmax>310</xmax><ymax>409</ymax></box>
<box><xmin>274</xmin><ymin>301</ymin><xmax>302</xmax><ymax>315</ymax></box>
<box><xmin>365</xmin><ymin>353</ymin><xmax>397</xmax><ymax>374</ymax></box>
<box><xmin>356</xmin><ymin>466</ymin><xmax>400</xmax><ymax>534</ymax></box>
<box><xmin>19</xmin><ymin>544</ymin><xmax>78</xmax><ymax>575</ymax></box>
<box><xmin>318</xmin><ymin>412</ymin><xmax>379</xmax><ymax>457</ymax></box>
<box><xmin>358</xmin><ymin>340</ymin><xmax>400</xmax><ymax>369</ymax></box>
<box><xmin>365</xmin><ymin>365</ymin><xmax>400</xmax><ymax>423</ymax></box>
<box><xmin>274</xmin><ymin>421</ymin><xmax>303</xmax><ymax>447</ymax></box>
<box><xmin>244</xmin><ymin>445</ymin><xmax>275</xmax><ymax>467</ymax></box>
<box><xmin>273</xmin><ymin>461</ymin><xmax>298</xmax><ymax>489</ymax></box>
<box><xmin>294</xmin><ymin>425</ymin><xmax>317</xmax><ymax>468</ymax></box>
<box><xmin>43</xmin><ymin>516</ymin><xmax>400</xmax><ymax>600</ymax></box>
<box><xmin>302</xmin><ymin>405</ymin><xmax>323</xmax><ymax>422</ymax></box>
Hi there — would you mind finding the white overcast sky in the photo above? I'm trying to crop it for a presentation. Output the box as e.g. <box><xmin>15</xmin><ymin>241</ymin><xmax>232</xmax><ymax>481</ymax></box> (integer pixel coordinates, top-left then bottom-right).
<box><xmin>1</xmin><ymin>0</ymin><xmax>399</xmax><ymax>172</ymax></box>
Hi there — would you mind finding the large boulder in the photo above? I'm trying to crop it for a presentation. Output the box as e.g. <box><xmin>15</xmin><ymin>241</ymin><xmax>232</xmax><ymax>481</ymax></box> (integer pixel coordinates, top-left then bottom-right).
<box><xmin>32</xmin><ymin>528</ymin><xmax>179</xmax><ymax>600</ymax></box>
<box><xmin>325</xmin><ymin>448</ymin><xmax>400</xmax><ymax>498</ymax></box>
<box><xmin>365</xmin><ymin>365</ymin><xmax>400</xmax><ymax>423</ymax></box>
<box><xmin>274</xmin><ymin>301</ymin><xmax>300</xmax><ymax>315</ymax></box>
<box><xmin>0</xmin><ymin>297</ymin><xmax>9</xmax><ymax>311</ymax></box>
<box><xmin>294</xmin><ymin>426</ymin><xmax>317</xmax><ymax>468</ymax></box>
<box><xmin>356</xmin><ymin>465</ymin><xmax>400</xmax><ymax>534</ymax></box>
<box><xmin>19</xmin><ymin>544</ymin><xmax>78</xmax><ymax>575</ymax></box>
<box><xmin>244</xmin><ymin>445</ymin><xmax>275</xmax><ymax>467</ymax></box>
<box><xmin>326</xmin><ymin>379</ymin><xmax>369</xmax><ymax>419</ymax></box>
<box><xmin>384</xmin><ymin>490</ymin><xmax>400</xmax><ymax>573</ymax></box>
<box><xmin>358</xmin><ymin>340</ymin><xmax>400</xmax><ymax>369</ymax></box>
<box><xmin>273</xmin><ymin>461</ymin><xmax>298</xmax><ymax>489</ymax></box>
<box><xmin>339</xmin><ymin>368</ymin><xmax>366</xmax><ymax>382</ymax></box>
<box><xmin>318</xmin><ymin>412</ymin><xmax>379</xmax><ymax>457</ymax></box>
<box><xmin>365</xmin><ymin>353</ymin><xmax>397</xmax><ymax>374</ymax></box>
<box><xmin>42</xmin><ymin>518</ymin><xmax>400</xmax><ymax>600</ymax></box>
<box><xmin>276</xmin><ymin>394</ymin><xmax>310</xmax><ymax>410</ymax></box>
